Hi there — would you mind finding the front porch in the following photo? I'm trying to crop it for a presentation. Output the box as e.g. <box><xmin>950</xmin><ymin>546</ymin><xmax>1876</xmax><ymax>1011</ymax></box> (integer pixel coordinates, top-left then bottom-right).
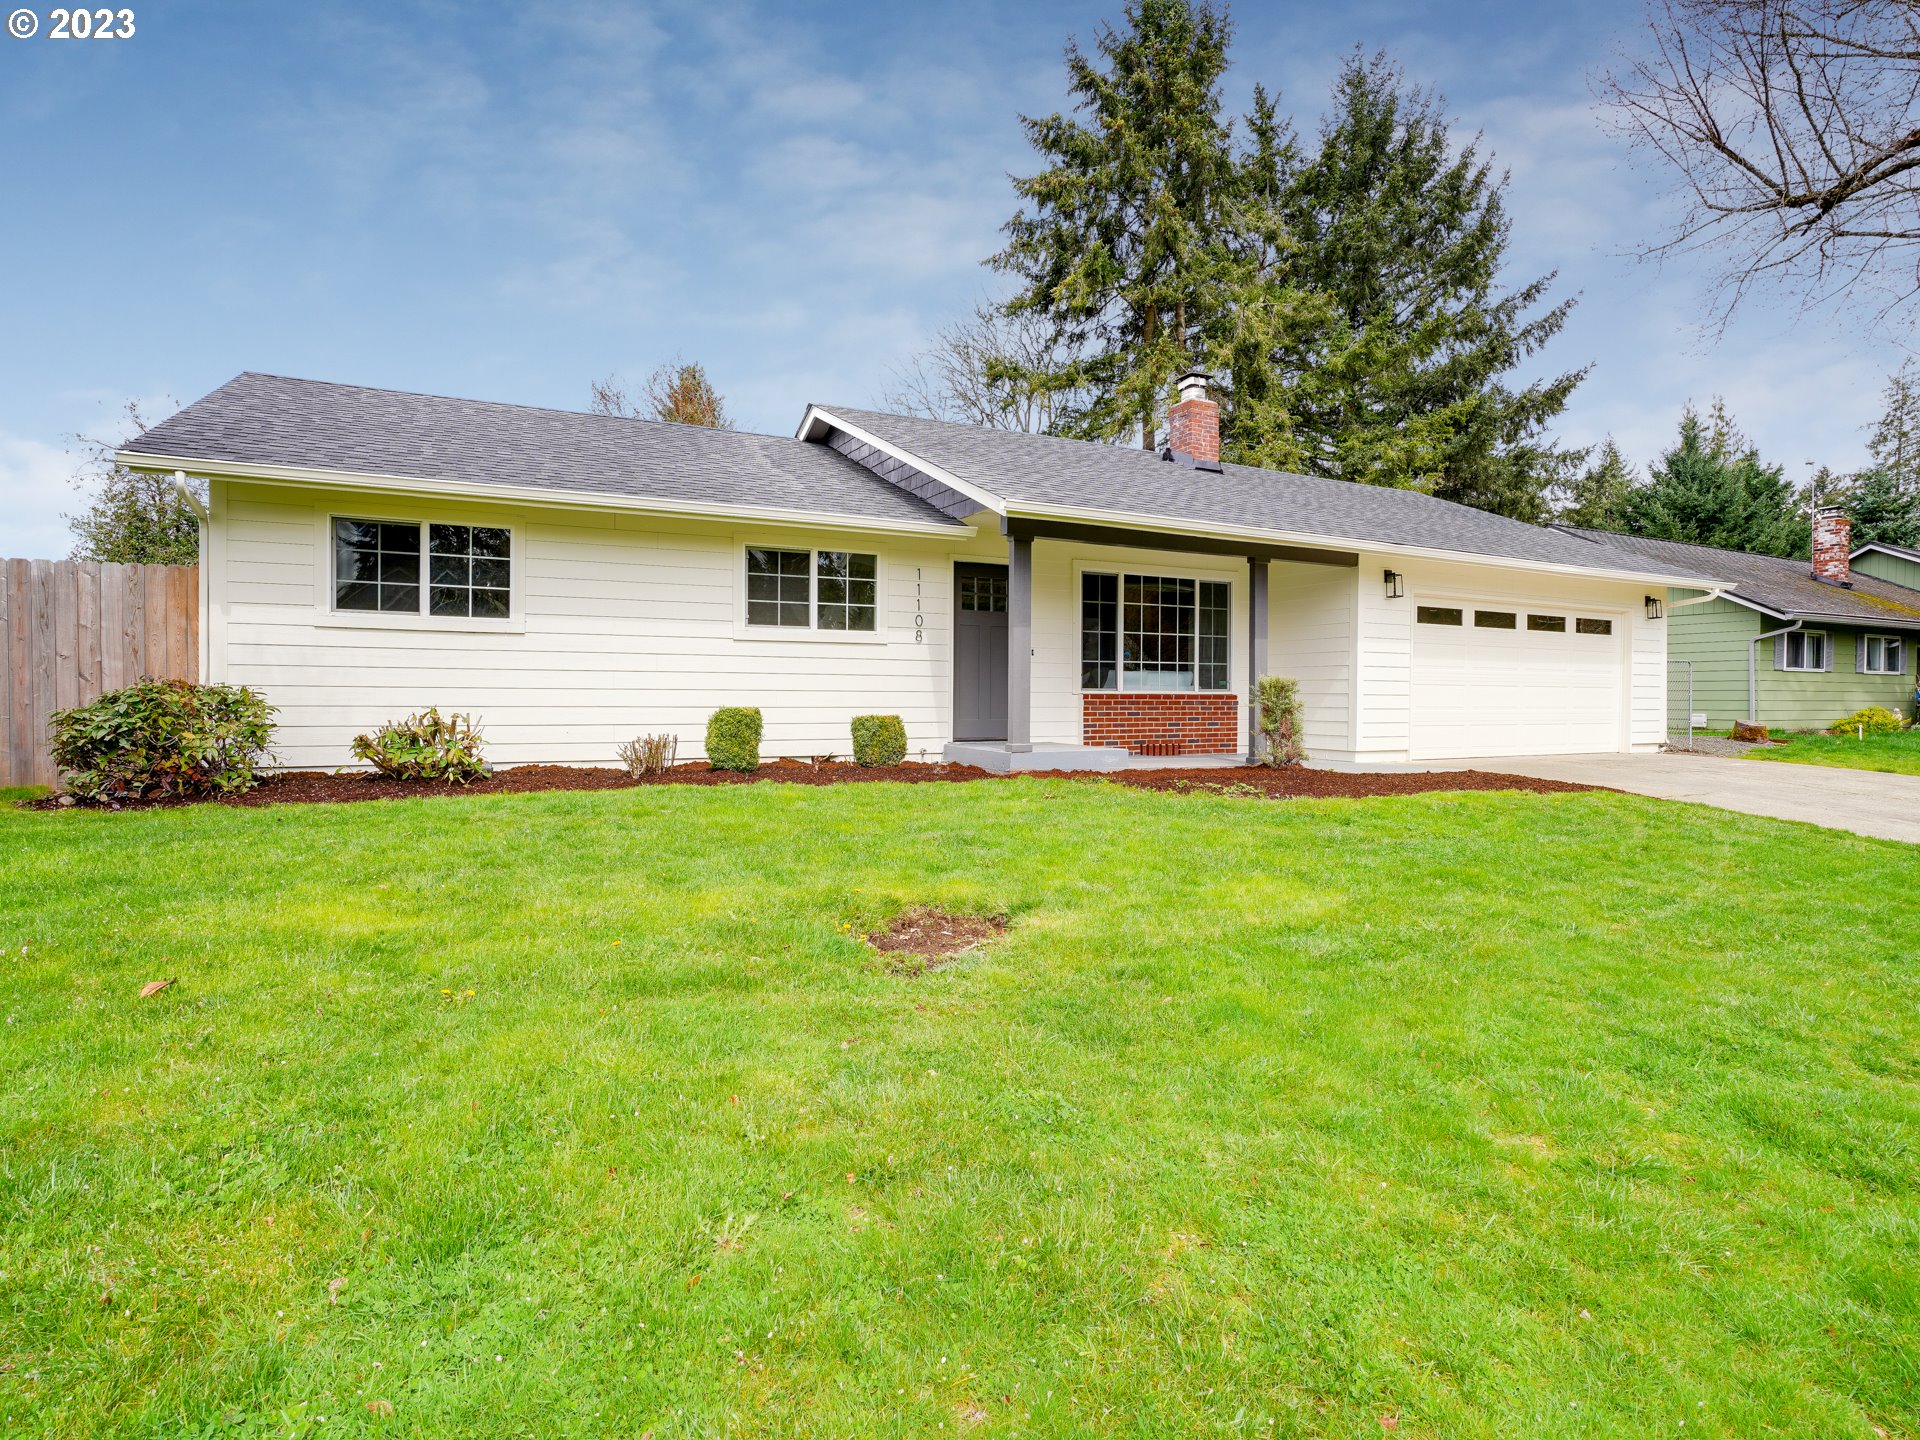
<box><xmin>941</xmin><ymin>515</ymin><xmax>1359</xmax><ymax>773</ymax></box>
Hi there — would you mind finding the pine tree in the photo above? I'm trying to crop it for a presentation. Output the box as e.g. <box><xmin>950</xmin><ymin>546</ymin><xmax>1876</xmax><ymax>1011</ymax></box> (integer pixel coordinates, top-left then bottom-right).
<box><xmin>1847</xmin><ymin>467</ymin><xmax>1920</xmax><ymax>549</ymax></box>
<box><xmin>1555</xmin><ymin>438</ymin><xmax>1636</xmax><ymax>531</ymax></box>
<box><xmin>1621</xmin><ymin>404</ymin><xmax>1808</xmax><ymax>557</ymax></box>
<box><xmin>991</xmin><ymin>0</ymin><xmax>1244</xmax><ymax>449</ymax></box>
<box><xmin>1866</xmin><ymin>359</ymin><xmax>1920</xmax><ymax>495</ymax></box>
<box><xmin>1229</xmin><ymin>51</ymin><xmax>1585</xmax><ymax>521</ymax></box>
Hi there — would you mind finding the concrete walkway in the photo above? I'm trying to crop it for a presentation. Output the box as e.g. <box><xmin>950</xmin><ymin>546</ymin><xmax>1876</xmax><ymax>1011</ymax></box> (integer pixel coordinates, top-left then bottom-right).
<box><xmin>1446</xmin><ymin>751</ymin><xmax>1920</xmax><ymax>844</ymax></box>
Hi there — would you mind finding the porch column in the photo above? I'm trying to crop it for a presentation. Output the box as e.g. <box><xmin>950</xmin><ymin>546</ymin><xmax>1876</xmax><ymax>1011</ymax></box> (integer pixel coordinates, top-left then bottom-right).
<box><xmin>1247</xmin><ymin>557</ymin><xmax>1269</xmax><ymax>761</ymax></box>
<box><xmin>1007</xmin><ymin>532</ymin><xmax>1033</xmax><ymax>751</ymax></box>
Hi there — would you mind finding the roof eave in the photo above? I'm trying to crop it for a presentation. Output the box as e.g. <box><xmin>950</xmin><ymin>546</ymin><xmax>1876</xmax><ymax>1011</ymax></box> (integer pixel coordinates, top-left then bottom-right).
<box><xmin>116</xmin><ymin>450</ymin><xmax>975</xmax><ymax>538</ymax></box>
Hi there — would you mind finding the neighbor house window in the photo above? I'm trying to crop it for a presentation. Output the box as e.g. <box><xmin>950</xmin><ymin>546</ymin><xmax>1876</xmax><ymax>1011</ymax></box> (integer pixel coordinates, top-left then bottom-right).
<box><xmin>1080</xmin><ymin>572</ymin><xmax>1230</xmax><ymax>691</ymax></box>
<box><xmin>1780</xmin><ymin>631</ymin><xmax>1828</xmax><ymax>671</ymax></box>
<box><xmin>1862</xmin><ymin>634</ymin><xmax>1905</xmax><ymax>674</ymax></box>
<box><xmin>334</xmin><ymin>519</ymin><xmax>511</xmax><ymax>618</ymax></box>
<box><xmin>745</xmin><ymin>547</ymin><xmax>877</xmax><ymax>631</ymax></box>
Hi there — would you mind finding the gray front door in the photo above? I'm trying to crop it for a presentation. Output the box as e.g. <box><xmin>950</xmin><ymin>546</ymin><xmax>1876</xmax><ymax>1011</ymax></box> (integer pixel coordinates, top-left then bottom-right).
<box><xmin>953</xmin><ymin>562</ymin><xmax>1009</xmax><ymax>741</ymax></box>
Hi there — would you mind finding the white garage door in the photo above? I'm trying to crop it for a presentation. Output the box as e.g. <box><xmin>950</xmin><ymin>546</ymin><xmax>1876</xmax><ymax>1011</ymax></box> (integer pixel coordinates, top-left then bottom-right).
<box><xmin>1410</xmin><ymin>599</ymin><xmax>1624</xmax><ymax>759</ymax></box>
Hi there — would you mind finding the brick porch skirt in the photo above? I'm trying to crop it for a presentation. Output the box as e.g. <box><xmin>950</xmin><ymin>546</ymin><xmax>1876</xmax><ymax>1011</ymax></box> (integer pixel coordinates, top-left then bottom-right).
<box><xmin>1082</xmin><ymin>692</ymin><xmax>1240</xmax><ymax>755</ymax></box>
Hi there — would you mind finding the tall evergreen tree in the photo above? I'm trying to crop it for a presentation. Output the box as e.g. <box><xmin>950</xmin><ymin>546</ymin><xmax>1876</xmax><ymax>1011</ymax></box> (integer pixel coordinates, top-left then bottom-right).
<box><xmin>1847</xmin><ymin>467</ymin><xmax>1920</xmax><ymax>549</ymax></box>
<box><xmin>1621</xmin><ymin>404</ymin><xmax>1808</xmax><ymax>557</ymax></box>
<box><xmin>1865</xmin><ymin>359</ymin><xmax>1920</xmax><ymax>496</ymax></box>
<box><xmin>1554</xmin><ymin>438</ymin><xmax>1635</xmax><ymax>531</ymax></box>
<box><xmin>1230</xmin><ymin>52</ymin><xmax>1586</xmax><ymax>520</ymax></box>
<box><xmin>991</xmin><ymin>0</ymin><xmax>1244</xmax><ymax>449</ymax></box>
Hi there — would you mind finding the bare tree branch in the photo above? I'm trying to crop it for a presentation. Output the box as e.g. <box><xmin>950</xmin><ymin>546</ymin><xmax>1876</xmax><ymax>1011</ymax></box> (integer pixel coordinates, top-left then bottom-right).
<box><xmin>1599</xmin><ymin>0</ymin><xmax>1920</xmax><ymax>328</ymax></box>
<box><xmin>880</xmin><ymin>304</ymin><xmax>1089</xmax><ymax>433</ymax></box>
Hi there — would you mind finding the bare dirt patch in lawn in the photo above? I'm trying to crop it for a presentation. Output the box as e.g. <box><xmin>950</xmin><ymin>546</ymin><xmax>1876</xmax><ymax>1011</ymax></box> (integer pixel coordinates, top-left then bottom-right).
<box><xmin>868</xmin><ymin>906</ymin><xmax>1008</xmax><ymax>973</ymax></box>
<box><xmin>22</xmin><ymin>759</ymin><xmax>1598</xmax><ymax>810</ymax></box>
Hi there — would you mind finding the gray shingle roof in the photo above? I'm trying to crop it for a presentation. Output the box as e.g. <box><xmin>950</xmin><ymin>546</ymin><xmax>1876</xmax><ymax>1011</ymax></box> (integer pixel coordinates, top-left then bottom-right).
<box><xmin>1557</xmin><ymin>526</ymin><xmax>1920</xmax><ymax>627</ymax></box>
<box><xmin>121</xmin><ymin>373</ymin><xmax>965</xmax><ymax>530</ymax></box>
<box><xmin>815</xmin><ymin>406</ymin><xmax>1716</xmax><ymax>582</ymax></box>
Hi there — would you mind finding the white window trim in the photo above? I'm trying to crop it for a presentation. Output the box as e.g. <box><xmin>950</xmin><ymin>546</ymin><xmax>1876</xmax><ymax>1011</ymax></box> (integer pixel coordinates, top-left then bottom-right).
<box><xmin>1781</xmin><ymin>630</ymin><xmax>1830</xmax><ymax>672</ymax></box>
<box><xmin>1863</xmin><ymin>633</ymin><xmax>1905</xmax><ymax>675</ymax></box>
<box><xmin>732</xmin><ymin>543</ymin><xmax>889</xmax><ymax>644</ymax></box>
<box><xmin>313</xmin><ymin>510</ymin><xmax>526</xmax><ymax>634</ymax></box>
<box><xmin>1076</xmin><ymin>562</ymin><xmax>1236</xmax><ymax>696</ymax></box>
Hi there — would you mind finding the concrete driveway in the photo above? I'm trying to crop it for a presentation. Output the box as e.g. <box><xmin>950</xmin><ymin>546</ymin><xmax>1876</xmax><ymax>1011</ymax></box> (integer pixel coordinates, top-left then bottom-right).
<box><xmin>1452</xmin><ymin>751</ymin><xmax>1920</xmax><ymax>844</ymax></box>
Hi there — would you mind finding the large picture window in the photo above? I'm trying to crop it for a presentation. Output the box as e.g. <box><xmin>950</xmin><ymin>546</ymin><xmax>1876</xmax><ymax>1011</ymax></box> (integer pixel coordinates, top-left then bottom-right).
<box><xmin>1081</xmin><ymin>571</ymin><xmax>1230</xmax><ymax>691</ymax></box>
<box><xmin>334</xmin><ymin>519</ymin><xmax>511</xmax><ymax>618</ymax></box>
<box><xmin>745</xmin><ymin>547</ymin><xmax>877</xmax><ymax>631</ymax></box>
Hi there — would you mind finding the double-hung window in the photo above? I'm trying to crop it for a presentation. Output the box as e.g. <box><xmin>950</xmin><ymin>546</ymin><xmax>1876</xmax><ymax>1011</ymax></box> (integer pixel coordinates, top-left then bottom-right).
<box><xmin>745</xmin><ymin>547</ymin><xmax>878</xmax><ymax>631</ymax></box>
<box><xmin>1862</xmin><ymin>634</ymin><xmax>1905</xmax><ymax>675</ymax></box>
<box><xmin>1081</xmin><ymin>572</ymin><xmax>1231</xmax><ymax>691</ymax></box>
<box><xmin>334</xmin><ymin>519</ymin><xmax>512</xmax><ymax>619</ymax></box>
<box><xmin>1780</xmin><ymin>630</ymin><xmax>1829</xmax><ymax>671</ymax></box>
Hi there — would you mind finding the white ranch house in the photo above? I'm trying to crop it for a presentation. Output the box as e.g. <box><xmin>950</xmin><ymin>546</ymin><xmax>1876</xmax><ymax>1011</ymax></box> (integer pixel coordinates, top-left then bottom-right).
<box><xmin>119</xmin><ymin>371</ymin><xmax>1717</xmax><ymax>770</ymax></box>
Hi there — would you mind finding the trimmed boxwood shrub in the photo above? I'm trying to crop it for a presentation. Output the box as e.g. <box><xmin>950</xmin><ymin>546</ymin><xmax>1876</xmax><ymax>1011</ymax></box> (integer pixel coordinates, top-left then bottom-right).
<box><xmin>350</xmin><ymin>707</ymin><xmax>490</xmax><ymax>784</ymax></box>
<box><xmin>705</xmin><ymin>706</ymin><xmax>762</xmax><ymax>772</ymax></box>
<box><xmin>851</xmin><ymin>714</ymin><xmax>908</xmax><ymax>767</ymax></box>
<box><xmin>50</xmin><ymin>677</ymin><xmax>276</xmax><ymax>804</ymax></box>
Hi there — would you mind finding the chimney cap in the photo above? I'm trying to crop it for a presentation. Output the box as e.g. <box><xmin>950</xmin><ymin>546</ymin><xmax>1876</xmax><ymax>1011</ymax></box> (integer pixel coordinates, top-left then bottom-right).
<box><xmin>1174</xmin><ymin>369</ymin><xmax>1213</xmax><ymax>404</ymax></box>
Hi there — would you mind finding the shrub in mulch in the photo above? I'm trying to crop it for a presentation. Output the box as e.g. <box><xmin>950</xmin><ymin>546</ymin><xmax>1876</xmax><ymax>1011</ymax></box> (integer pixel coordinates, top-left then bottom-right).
<box><xmin>20</xmin><ymin>758</ymin><xmax>1599</xmax><ymax>812</ymax></box>
<box><xmin>867</xmin><ymin>906</ymin><xmax>1007</xmax><ymax>974</ymax></box>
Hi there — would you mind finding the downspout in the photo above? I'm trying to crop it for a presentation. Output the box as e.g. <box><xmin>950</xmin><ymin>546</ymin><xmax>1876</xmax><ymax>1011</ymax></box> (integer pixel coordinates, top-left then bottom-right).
<box><xmin>1750</xmin><ymin>618</ymin><xmax>1801</xmax><ymax>724</ymax></box>
<box><xmin>172</xmin><ymin>470</ymin><xmax>209</xmax><ymax>523</ymax></box>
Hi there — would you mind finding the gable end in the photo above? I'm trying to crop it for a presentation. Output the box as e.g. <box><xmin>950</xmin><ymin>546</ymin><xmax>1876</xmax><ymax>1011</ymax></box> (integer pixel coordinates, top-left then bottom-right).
<box><xmin>820</xmin><ymin>428</ymin><xmax>980</xmax><ymax>520</ymax></box>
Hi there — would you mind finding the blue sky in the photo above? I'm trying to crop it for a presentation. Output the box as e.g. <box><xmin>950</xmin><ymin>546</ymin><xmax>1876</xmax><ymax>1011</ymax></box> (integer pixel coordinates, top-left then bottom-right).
<box><xmin>2</xmin><ymin>0</ymin><xmax>1910</xmax><ymax>558</ymax></box>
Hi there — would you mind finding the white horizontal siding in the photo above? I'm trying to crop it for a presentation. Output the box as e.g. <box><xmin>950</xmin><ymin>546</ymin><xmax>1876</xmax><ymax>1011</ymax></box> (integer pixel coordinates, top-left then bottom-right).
<box><xmin>1267</xmin><ymin>560</ymin><xmax>1356</xmax><ymax>760</ymax></box>
<box><xmin>211</xmin><ymin>480</ymin><xmax>1001</xmax><ymax>769</ymax></box>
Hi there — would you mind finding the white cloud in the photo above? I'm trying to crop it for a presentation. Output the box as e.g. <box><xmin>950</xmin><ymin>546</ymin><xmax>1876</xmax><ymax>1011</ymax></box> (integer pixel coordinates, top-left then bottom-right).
<box><xmin>0</xmin><ymin>430</ymin><xmax>78</xmax><ymax>561</ymax></box>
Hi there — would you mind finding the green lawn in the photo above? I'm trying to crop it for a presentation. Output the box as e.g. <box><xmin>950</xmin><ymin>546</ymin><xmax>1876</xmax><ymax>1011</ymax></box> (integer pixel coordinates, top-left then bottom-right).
<box><xmin>2</xmin><ymin>780</ymin><xmax>1916</xmax><ymax>1439</ymax></box>
<box><xmin>1747</xmin><ymin>728</ymin><xmax>1920</xmax><ymax>775</ymax></box>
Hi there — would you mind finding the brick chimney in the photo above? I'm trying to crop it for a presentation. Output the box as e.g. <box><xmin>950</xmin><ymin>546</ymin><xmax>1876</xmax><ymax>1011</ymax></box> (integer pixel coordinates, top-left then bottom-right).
<box><xmin>1166</xmin><ymin>370</ymin><xmax>1220</xmax><ymax>470</ymax></box>
<box><xmin>1811</xmin><ymin>505</ymin><xmax>1852</xmax><ymax>586</ymax></box>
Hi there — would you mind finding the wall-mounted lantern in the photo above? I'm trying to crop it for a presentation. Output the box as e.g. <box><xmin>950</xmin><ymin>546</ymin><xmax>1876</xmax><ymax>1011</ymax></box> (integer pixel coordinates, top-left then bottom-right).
<box><xmin>1384</xmin><ymin>569</ymin><xmax>1405</xmax><ymax>600</ymax></box>
<box><xmin>1645</xmin><ymin>595</ymin><xmax>1664</xmax><ymax>620</ymax></box>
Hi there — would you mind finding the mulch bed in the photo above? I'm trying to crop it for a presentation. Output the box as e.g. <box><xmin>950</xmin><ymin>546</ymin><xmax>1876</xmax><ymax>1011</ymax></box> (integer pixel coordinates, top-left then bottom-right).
<box><xmin>866</xmin><ymin>905</ymin><xmax>1008</xmax><ymax>972</ymax></box>
<box><xmin>22</xmin><ymin>758</ymin><xmax>1597</xmax><ymax>812</ymax></box>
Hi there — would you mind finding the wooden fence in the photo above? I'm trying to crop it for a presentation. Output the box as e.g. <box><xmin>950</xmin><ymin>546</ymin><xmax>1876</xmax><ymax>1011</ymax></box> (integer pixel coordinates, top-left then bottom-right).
<box><xmin>1</xmin><ymin>559</ymin><xmax>199</xmax><ymax>788</ymax></box>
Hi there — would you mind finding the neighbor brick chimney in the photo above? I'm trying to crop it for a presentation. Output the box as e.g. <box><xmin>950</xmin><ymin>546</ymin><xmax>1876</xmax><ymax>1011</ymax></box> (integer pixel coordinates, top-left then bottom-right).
<box><xmin>1811</xmin><ymin>505</ymin><xmax>1852</xmax><ymax>586</ymax></box>
<box><xmin>1166</xmin><ymin>370</ymin><xmax>1220</xmax><ymax>469</ymax></box>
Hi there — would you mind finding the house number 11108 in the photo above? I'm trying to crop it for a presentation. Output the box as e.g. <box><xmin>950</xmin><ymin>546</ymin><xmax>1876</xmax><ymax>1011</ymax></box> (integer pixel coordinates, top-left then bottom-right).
<box><xmin>914</xmin><ymin>567</ymin><xmax>924</xmax><ymax>643</ymax></box>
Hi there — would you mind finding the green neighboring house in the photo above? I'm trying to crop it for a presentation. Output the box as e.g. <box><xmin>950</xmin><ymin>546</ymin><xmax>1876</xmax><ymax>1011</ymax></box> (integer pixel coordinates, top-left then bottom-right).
<box><xmin>1558</xmin><ymin>519</ymin><xmax>1920</xmax><ymax>733</ymax></box>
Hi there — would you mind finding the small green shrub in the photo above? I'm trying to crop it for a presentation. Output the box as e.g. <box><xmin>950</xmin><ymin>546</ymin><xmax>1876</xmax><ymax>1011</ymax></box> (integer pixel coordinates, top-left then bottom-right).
<box><xmin>1254</xmin><ymin>675</ymin><xmax>1306</xmax><ymax>766</ymax></box>
<box><xmin>616</xmin><ymin>733</ymin><xmax>678</xmax><ymax>777</ymax></box>
<box><xmin>50</xmin><ymin>678</ymin><xmax>277</xmax><ymax>804</ymax></box>
<box><xmin>850</xmin><ymin>714</ymin><xmax>908</xmax><ymax>767</ymax></box>
<box><xmin>350</xmin><ymin>707</ymin><xmax>489</xmax><ymax>783</ymax></box>
<box><xmin>1832</xmin><ymin>705</ymin><xmax>1904</xmax><ymax>736</ymax></box>
<box><xmin>705</xmin><ymin>707</ymin><xmax>762</xmax><ymax>772</ymax></box>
